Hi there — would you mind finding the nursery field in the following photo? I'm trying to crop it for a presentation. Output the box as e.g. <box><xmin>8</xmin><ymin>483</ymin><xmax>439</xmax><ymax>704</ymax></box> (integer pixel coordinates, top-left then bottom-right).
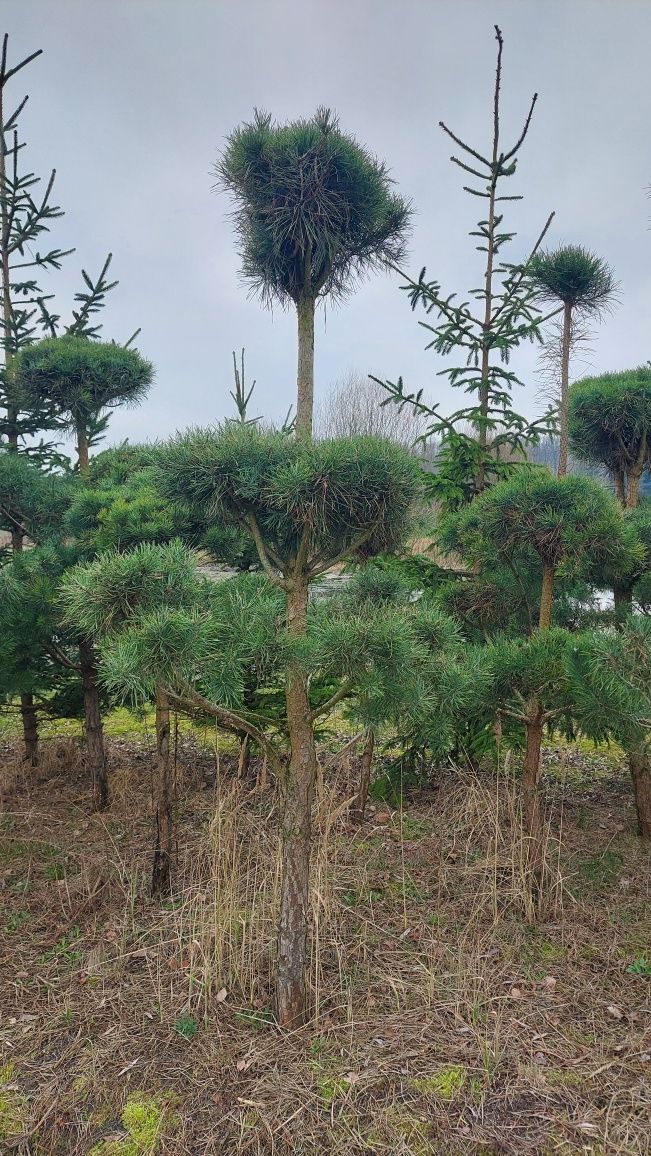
<box><xmin>1</xmin><ymin>732</ymin><xmax>649</xmax><ymax>1156</ymax></box>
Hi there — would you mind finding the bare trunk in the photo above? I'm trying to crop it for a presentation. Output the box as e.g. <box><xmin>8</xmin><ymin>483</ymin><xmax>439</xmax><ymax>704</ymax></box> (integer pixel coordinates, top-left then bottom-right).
<box><xmin>20</xmin><ymin>694</ymin><xmax>38</xmax><ymax>766</ymax></box>
<box><xmin>277</xmin><ymin>578</ymin><xmax>316</xmax><ymax>1027</ymax></box>
<box><xmin>539</xmin><ymin>564</ymin><xmax>555</xmax><ymax>631</ymax></box>
<box><xmin>151</xmin><ymin>686</ymin><xmax>173</xmax><ymax>896</ymax></box>
<box><xmin>557</xmin><ymin>300</ymin><xmax>572</xmax><ymax>478</ymax></box>
<box><xmin>295</xmin><ymin>296</ymin><xmax>315</xmax><ymax>441</ymax></box>
<box><xmin>352</xmin><ymin>728</ymin><xmax>375</xmax><ymax>823</ymax></box>
<box><xmin>79</xmin><ymin>638</ymin><xmax>108</xmax><ymax>810</ymax></box>
<box><xmin>76</xmin><ymin>425</ymin><xmax>90</xmax><ymax>476</ymax></box>
<box><xmin>626</xmin><ymin>471</ymin><xmax>642</xmax><ymax>510</ymax></box>
<box><xmin>628</xmin><ymin>747</ymin><xmax>651</xmax><ymax>840</ymax></box>
<box><xmin>522</xmin><ymin>701</ymin><xmax>545</xmax><ymax>876</ymax></box>
<box><xmin>237</xmin><ymin>733</ymin><xmax>251</xmax><ymax>779</ymax></box>
<box><xmin>613</xmin><ymin>470</ymin><xmax>626</xmax><ymax>508</ymax></box>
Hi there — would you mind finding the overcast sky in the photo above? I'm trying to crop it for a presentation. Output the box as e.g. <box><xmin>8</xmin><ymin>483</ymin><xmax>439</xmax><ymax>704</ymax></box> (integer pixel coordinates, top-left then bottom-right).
<box><xmin>4</xmin><ymin>0</ymin><xmax>651</xmax><ymax>448</ymax></box>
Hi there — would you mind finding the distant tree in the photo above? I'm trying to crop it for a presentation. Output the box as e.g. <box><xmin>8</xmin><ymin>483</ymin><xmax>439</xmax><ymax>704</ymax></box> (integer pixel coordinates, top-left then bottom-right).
<box><xmin>316</xmin><ymin>372</ymin><xmax>428</xmax><ymax>447</ymax></box>
<box><xmin>377</xmin><ymin>25</ymin><xmax>557</xmax><ymax>507</ymax></box>
<box><xmin>569</xmin><ymin>367</ymin><xmax>651</xmax><ymax>508</ymax></box>
<box><xmin>217</xmin><ymin>108</ymin><xmax>411</xmax><ymax>438</ymax></box>
<box><xmin>529</xmin><ymin>245</ymin><xmax>617</xmax><ymax>476</ymax></box>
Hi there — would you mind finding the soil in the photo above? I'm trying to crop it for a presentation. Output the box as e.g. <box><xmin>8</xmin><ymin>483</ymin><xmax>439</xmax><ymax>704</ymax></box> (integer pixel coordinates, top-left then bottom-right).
<box><xmin>0</xmin><ymin>734</ymin><xmax>650</xmax><ymax>1154</ymax></box>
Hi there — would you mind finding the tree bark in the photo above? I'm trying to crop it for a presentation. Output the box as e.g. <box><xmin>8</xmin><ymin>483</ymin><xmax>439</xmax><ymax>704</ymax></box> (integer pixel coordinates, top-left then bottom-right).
<box><xmin>352</xmin><ymin>728</ymin><xmax>375</xmax><ymax>823</ymax></box>
<box><xmin>613</xmin><ymin>470</ymin><xmax>626</xmax><ymax>507</ymax></box>
<box><xmin>151</xmin><ymin>686</ymin><xmax>173</xmax><ymax>896</ymax></box>
<box><xmin>539</xmin><ymin>564</ymin><xmax>555</xmax><ymax>630</ymax></box>
<box><xmin>79</xmin><ymin>637</ymin><xmax>108</xmax><ymax>810</ymax></box>
<box><xmin>20</xmin><ymin>694</ymin><xmax>38</xmax><ymax>766</ymax></box>
<box><xmin>626</xmin><ymin>471</ymin><xmax>642</xmax><ymax>510</ymax></box>
<box><xmin>522</xmin><ymin>701</ymin><xmax>545</xmax><ymax>876</ymax></box>
<box><xmin>295</xmin><ymin>296</ymin><xmax>315</xmax><ymax>441</ymax></box>
<box><xmin>628</xmin><ymin>747</ymin><xmax>651</xmax><ymax>840</ymax></box>
<box><xmin>276</xmin><ymin>577</ymin><xmax>316</xmax><ymax>1027</ymax></box>
<box><xmin>76</xmin><ymin>425</ymin><xmax>90</xmax><ymax>476</ymax></box>
<box><xmin>557</xmin><ymin>300</ymin><xmax>572</xmax><ymax>478</ymax></box>
<box><xmin>237</xmin><ymin>733</ymin><xmax>251</xmax><ymax>779</ymax></box>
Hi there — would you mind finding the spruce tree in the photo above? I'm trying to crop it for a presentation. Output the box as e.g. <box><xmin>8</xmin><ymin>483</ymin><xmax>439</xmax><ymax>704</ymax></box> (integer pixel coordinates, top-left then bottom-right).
<box><xmin>377</xmin><ymin>26</ymin><xmax>558</xmax><ymax>507</ymax></box>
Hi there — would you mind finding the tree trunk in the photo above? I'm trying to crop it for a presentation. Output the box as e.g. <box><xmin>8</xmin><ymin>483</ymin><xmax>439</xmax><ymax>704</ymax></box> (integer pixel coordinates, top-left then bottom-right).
<box><xmin>522</xmin><ymin>701</ymin><xmax>546</xmax><ymax>877</ymax></box>
<box><xmin>626</xmin><ymin>471</ymin><xmax>642</xmax><ymax>510</ymax></box>
<box><xmin>20</xmin><ymin>693</ymin><xmax>38</xmax><ymax>766</ymax></box>
<box><xmin>295</xmin><ymin>296</ymin><xmax>315</xmax><ymax>441</ymax></box>
<box><xmin>557</xmin><ymin>300</ymin><xmax>572</xmax><ymax>478</ymax></box>
<box><xmin>277</xmin><ymin>577</ymin><xmax>316</xmax><ymax>1028</ymax></box>
<box><xmin>151</xmin><ymin>686</ymin><xmax>173</xmax><ymax>896</ymax></box>
<box><xmin>237</xmin><ymin>733</ymin><xmax>251</xmax><ymax>779</ymax></box>
<box><xmin>613</xmin><ymin>470</ymin><xmax>626</xmax><ymax>507</ymax></box>
<box><xmin>79</xmin><ymin>638</ymin><xmax>108</xmax><ymax>810</ymax></box>
<box><xmin>628</xmin><ymin>747</ymin><xmax>651</xmax><ymax>840</ymax></box>
<box><xmin>352</xmin><ymin>728</ymin><xmax>375</xmax><ymax>823</ymax></box>
<box><xmin>76</xmin><ymin>425</ymin><xmax>90</xmax><ymax>476</ymax></box>
<box><xmin>539</xmin><ymin>564</ymin><xmax>555</xmax><ymax>630</ymax></box>
<box><xmin>613</xmin><ymin>584</ymin><xmax>633</xmax><ymax>621</ymax></box>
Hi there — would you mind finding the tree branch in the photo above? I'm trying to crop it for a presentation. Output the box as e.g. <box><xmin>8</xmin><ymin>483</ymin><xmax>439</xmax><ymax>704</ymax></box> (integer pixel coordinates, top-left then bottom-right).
<box><xmin>310</xmin><ymin>679</ymin><xmax>353</xmax><ymax>723</ymax></box>
<box><xmin>167</xmin><ymin>683</ymin><xmax>283</xmax><ymax>779</ymax></box>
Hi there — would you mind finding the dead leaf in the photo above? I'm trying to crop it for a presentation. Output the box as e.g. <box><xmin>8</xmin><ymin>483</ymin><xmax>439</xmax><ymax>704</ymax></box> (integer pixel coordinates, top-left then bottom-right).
<box><xmin>510</xmin><ymin>987</ymin><xmax>522</xmax><ymax>999</ymax></box>
<box><xmin>542</xmin><ymin>975</ymin><xmax>557</xmax><ymax>989</ymax></box>
<box><xmin>215</xmin><ymin>987</ymin><xmax>228</xmax><ymax>1003</ymax></box>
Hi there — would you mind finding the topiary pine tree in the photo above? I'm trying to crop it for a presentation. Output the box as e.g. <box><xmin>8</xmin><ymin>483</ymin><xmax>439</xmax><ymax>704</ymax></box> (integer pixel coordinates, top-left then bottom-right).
<box><xmin>440</xmin><ymin>466</ymin><xmax>625</xmax><ymax>630</ymax></box>
<box><xmin>569</xmin><ymin>374</ymin><xmax>651</xmax><ymax>838</ymax></box>
<box><xmin>569</xmin><ymin>366</ymin><xmax>651</xmax><ymax>508</ymax></box>
<box><xmin>376</xmin><ymin>25</ymin><xmax>558</xmax><ymax>507</ymax></box>
<box><xmin>151</xmin><ymin>425</ymin><xmax>421</xmax><ymax>1023</ymax></box>
<box><xmin>529</xmin><ymin>245</ymin><xmax>617</xmax><ymax>477</ymax></box>
<box><xmin>15</xmin><ymin>336</ymin><xmax>153</xmax><ymax>474</ymax></box>
<box><xmin>439</xmin><ymin>467</ymin><xmax>626</xmax><ymax>863</ymax></box>
<box><xmin>217</xmin><ymin>108</ymin><xmax>411</xmax><ymax>438</ymax></box>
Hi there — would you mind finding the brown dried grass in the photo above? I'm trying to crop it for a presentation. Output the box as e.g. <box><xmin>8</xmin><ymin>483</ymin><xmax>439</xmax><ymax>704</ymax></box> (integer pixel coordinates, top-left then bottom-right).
<box><xmin>0</xmin><ymin>736</ymin><xmax>649</xmax><ymax>1154</ymax></box>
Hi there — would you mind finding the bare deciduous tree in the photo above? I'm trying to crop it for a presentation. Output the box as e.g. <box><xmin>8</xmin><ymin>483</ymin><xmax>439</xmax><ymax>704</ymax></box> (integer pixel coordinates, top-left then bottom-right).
<box><xmin>316</xmin><ymin>372</ymin><xmax>428</xmax><ymax>447</ymax></box>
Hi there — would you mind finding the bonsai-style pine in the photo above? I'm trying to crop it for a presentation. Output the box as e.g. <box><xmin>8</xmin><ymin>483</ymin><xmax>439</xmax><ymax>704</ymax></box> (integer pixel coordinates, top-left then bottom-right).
<box><xmin>529</xmin><ymin>245</ymin><xmax>617</xmax><ymax>476</ymax></box>
<box><xmin>217</xmin><ymin>108</ymin><xmax>411</xmax><ymax>438</ymax></box>
<box><xmin>15</xmin><ymin>336</ymin><xmax>153</xmax><ymax>474</ymax></box>
<box><xmin>569</xmin><ymin>366</ymin><xmax>651</xmax><ymax>508</ymax></box>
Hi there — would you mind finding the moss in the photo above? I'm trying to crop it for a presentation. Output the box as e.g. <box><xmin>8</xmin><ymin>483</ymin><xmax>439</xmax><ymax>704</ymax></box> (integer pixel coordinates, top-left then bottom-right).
<box><xmin>316</xmin><ymin>1075</ymin><xmax>350</xmax><ymax>1106</ymax></box>
<box><xmin>545</xmin><ymin>1067</ymin><xmax>583</xmax><ymax>1090</ymax></box>
<box><xmin>90</xmin><ymin>1091</ymin><xmax>176</xmax><ymax>1155</ymax></box>
<box><xmin>412</xmin><ymin>1063</ymin><xmax>466</xmax><ymax>1100</ymax></box>
<box><xmin>0</xmin><ymin>1064</ymin><xmax>25</xmax><ymax>1143</ymax></box>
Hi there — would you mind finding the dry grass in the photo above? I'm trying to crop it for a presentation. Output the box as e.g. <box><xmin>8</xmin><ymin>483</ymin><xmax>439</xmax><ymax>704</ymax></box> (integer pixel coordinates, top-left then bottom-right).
<box><xmin>0</xmin><ymin>735</ymin><xmax>650</xmax><ymax>1154</ymax></box>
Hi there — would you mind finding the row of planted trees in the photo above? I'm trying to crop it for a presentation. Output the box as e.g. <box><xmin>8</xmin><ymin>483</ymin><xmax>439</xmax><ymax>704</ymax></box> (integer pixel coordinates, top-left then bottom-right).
<box><xmin>2</xmin><ymin>27</ymin><xmax>651</xmax><ymax>1031</ymax></box>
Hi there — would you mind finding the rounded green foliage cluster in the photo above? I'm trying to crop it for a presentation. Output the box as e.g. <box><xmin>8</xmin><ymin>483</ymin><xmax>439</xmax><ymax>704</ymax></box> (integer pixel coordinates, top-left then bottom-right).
<box><xmin>441</xmin><ymin>465</ymin><xmax>624</xmax><ymax>573</ymax></box>
<box><xmin>155</xmin><ymin>425</ymin><xmax>422</xmax><ymax>571</ymax></box>
<box><xmin>569</xmin><ymin>366</ymin><xmax>651</xmax><ymax>473</ymax></box>
<box><xmin>529</xmin><ymin>244</ymin><xmax>616</xmax><ymax>312</ymax></box>
<box><xmin>15</xmin><ymin>336</ymin><xmax>153</xmax><ymax>430</ymax></box>
<box><xmin>217</xmin><ymin>107</ymin><xmax>411</xmax><ymax>306</ymax></box>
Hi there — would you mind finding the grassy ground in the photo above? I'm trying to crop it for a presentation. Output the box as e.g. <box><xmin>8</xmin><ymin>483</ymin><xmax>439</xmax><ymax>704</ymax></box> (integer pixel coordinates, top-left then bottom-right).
<box><xmin>0</xmin><ymin>729</ymin><xmax>650</xmax><ymax>1154</ymax></box>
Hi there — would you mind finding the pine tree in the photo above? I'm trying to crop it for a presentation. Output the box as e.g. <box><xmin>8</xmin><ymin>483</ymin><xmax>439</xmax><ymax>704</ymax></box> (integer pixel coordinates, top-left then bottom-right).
<box><xmin>529</xmin><ymin>245</ymin><xmax>617</xmax><ymax>476</ymax></box>
<box><xmin>217</xmin><ymin>108</ymin><xmax>411</xmax><ymax>439</ymax></box>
